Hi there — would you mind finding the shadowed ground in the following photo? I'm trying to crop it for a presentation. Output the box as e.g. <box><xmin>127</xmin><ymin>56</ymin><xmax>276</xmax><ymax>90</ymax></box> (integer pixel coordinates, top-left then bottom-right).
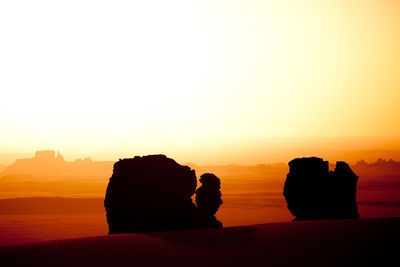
<box><xmin>0</xmin><ymin>218</ymin><xmax>398</xmax><ymax>266</ymax></box>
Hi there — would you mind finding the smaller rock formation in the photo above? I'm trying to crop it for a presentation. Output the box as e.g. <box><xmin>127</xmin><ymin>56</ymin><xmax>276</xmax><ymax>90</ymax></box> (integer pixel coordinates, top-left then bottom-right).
<box><xmin>283</xmin><ymin>157</ymin><xmax>359</xmax><ymax>220</ymax></box>
<box><xmin>195</xmin><ymin>173</ymin><xmax>223</xmax><ymax>228</ymax></box>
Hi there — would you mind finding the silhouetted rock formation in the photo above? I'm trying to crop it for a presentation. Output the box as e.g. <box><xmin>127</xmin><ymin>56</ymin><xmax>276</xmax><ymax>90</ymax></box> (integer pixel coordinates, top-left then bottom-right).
<box><xmin>195</xmin><ymin>173</ymin><xmax>223</xmax><ymax>228</ymax></box>
<box><xmin>104</xmin><ymin>155</ymin><xmax>223</xmax><ymax>234</ymax></box>
<box><xmin>283</xmin><ymin>157</ymin><xmax>359</xmax><ymax>220</ymax></box>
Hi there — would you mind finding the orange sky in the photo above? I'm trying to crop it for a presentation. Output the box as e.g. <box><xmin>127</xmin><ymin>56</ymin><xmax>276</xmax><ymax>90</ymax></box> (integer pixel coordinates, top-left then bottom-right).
<box><xmin>1</xmin><ymin>0</ymin><xmax>399</xmax><ymax>163</ymax></box>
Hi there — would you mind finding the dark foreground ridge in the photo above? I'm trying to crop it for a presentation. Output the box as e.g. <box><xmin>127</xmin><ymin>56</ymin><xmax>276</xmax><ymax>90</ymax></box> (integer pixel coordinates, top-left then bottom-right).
<box><xmin>284</xmin><ymin>157</ymin><xmax>359</xmax><ymax>220</ymax></box>
<box><xmin>0</xmin><ymin>218</ymin><xmax>398</xmax><ymax>266</ymax></box>
<box><xmin>104</xmin><ymin>155</ymin><xmax>222</xmax><ymax>234</ymax></box>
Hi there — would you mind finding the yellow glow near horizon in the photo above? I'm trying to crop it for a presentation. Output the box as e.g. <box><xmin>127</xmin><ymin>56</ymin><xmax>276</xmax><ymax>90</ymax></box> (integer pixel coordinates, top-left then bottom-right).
<box><xmin>1</xmin><ymin>0</ymin><xmax>400</xmax><ymax>159</ymax></box>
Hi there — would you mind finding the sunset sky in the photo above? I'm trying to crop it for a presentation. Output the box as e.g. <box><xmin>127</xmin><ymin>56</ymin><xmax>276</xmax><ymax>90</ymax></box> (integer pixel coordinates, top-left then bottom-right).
<box><xmin>1</xmin><ymin>0</ymin><xmax>399</xmax><ymax>163</ymax></box>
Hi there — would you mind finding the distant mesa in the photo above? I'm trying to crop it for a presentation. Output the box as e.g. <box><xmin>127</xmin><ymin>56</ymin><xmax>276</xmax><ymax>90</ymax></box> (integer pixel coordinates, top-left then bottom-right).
<box><xmin>35</xmin><ymin>150</ymin><xmax>64</xmax><ymax>161</ymax></box>
<box><xmin>352</xmin><ymin>158</ymin><xmax>400</xmax><ymax>176</ymax></box>
<box><xmin>283</xmin><ymin>157</ymin><xmax>359</xmax><ymax>221</ymax></box>
<box><xmin>104</xmin><ymin>155</ymin><xmax>223</xmax><ymax>234</ymax></box>
<box><xmin>0</xmin><ymin>150</ymin><xmax>113</xmax><ymax>181</ymax></box>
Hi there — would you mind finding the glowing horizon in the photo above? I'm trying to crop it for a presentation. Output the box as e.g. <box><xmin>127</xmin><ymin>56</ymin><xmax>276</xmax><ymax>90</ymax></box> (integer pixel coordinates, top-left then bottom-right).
<box><xmin>1</xmin><ymin>1</ymin><xmax>399</xmax><ymax>160</ymax></box>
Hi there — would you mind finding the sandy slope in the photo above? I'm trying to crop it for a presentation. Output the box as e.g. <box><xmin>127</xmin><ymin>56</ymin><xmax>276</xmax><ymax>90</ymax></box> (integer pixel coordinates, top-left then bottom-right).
<box><xmin>0</xmin><ymin>218</ymin><xmax>398</xmax><ymax>266</ymax></box>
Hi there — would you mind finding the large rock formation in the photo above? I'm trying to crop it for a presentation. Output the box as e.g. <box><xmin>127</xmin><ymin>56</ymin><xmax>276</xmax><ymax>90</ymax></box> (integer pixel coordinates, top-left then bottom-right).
<box><xmin>195</xmin><ymin>173</ymin><xmax>223</xmax><ymax>228</ymax></box>
<box><xmin>104</xmin><ymin>155</ymin><xmax>222</xmax><ymax>234</ymax></box>
<box><xmin>283</xmin><ymin>157</ymin><xmax>359</xmax><ymax>220</ymax></box>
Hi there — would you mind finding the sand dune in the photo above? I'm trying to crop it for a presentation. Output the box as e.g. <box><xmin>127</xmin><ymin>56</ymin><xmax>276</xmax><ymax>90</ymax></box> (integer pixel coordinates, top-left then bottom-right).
<box><xmin>0</xmin><ymin>218</ymin><xmax>398</xmax><ymax>266</ymax></box>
